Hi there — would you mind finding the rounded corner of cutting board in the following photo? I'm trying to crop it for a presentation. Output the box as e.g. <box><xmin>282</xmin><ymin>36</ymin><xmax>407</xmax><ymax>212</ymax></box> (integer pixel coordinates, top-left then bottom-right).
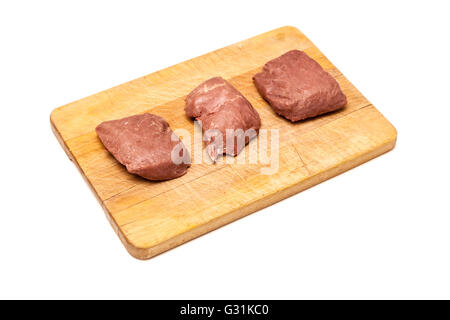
<box><xmin>49</xmin><ymin>105</ymin><xmax>65</xmax><ymax>131</ymax></box>
<box><xmin>377</xmin><ymin>110</ymin><xmax>398</xmax><ymax>151</ymax></box>
<box><xmin>119</xmin><ymin>232</ymin><xmax>182</xmax><ymax>261</ymax></box>
<box><xmin>49</xmin><ymin>108</ymin><xmax>58</xmax><ymax>125</ymax></box>
<box><xmin>122</xmin><ymin>239</ymin><xmax>157</xmax><ymax>261</ymax></box>
<box><xmin>389</xmin><ymin>123</ymin><xmax>398</xmax><ymax>147</ymax></box>
<box><xmin>279</xmin><ymin>25</ymin><xmax>303</xmax><ymax>35</ymax></box>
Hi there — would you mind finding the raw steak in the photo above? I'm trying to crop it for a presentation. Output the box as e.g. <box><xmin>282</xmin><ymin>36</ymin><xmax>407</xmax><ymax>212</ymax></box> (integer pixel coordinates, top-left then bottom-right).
<box><xmin>185</xmin><ymin>77</ymin><xmax>261</xmax><ymax>161</ymax></box>
<box><xmin>253</xmin><ymin>50</ymin><xmax>347</xmax><ymax>122</ymax></box>
<box><xmin>96</xmin><ymin>113</ymin><xmax>190</xmax><ymax>181</ymax></box>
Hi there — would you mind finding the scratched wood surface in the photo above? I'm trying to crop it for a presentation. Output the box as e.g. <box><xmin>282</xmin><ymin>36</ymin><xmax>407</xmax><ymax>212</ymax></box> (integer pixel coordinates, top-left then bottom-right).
<box><xmin>50</xmin><ymin>26</ymin><xmax>397</xmax><ymax>259</ymax></box>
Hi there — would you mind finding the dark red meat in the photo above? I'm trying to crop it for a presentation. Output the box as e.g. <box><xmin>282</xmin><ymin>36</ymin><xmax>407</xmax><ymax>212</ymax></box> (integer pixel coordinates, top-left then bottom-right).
<box><xmin>185</xmin><ymin>77</ymin><xmax>261</xmax><ymax>161</ymax></box>
<box><xmin>96</xmin><ymin>113</ymin><xmax>190</xmax><ymax>181</ymax></box>
<box><xmin>253</xmin><ymin>50</ymin><xmax>347</xmax><ymax>122</ymax></box>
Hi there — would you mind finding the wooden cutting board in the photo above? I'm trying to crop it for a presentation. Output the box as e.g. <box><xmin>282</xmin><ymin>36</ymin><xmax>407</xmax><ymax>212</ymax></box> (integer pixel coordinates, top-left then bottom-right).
<box><xmin>51</xmin><ymin>26</ymin><xmax>397</xmax><ymax>259</ymax></box>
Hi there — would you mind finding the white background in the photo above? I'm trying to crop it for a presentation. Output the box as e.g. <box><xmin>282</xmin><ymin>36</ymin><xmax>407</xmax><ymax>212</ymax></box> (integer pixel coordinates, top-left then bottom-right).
<box><xmin>1</xmin><ymin>0</ymin><xmax>449</xmax><ymax>299</ymax></box>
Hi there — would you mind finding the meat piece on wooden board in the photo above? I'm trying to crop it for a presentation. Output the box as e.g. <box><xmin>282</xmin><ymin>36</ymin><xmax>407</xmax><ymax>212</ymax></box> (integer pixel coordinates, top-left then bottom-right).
<box><xmin>253</xmin><ymin>50</ymin><xmax>347</xmax><ymax>122</ymax></box>
<box><xmin>96</xmin><ymin>113</ymin><xmax>190</xmax><ymax>181</ymax></box>
<box><xmin>185</xmin><ymin>77</ymin><xmax>261</xmax><ymax>161</ymax></box>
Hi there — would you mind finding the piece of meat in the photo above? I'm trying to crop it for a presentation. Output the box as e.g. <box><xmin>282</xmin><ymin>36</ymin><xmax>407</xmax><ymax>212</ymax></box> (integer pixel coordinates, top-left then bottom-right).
<box><xmin>96</xmin><ymin>113</ymin><xmax>190</xmax><ymax>181</ymax></box>
<box><xmin>253</xmin><ymin>50</ymin><xmax>347</xmax><ymax>122</ymax></box>
<box><xmin>185</xmin><ymin>77</ymin><xmax>261</xmax><ymax>161</ymax></box>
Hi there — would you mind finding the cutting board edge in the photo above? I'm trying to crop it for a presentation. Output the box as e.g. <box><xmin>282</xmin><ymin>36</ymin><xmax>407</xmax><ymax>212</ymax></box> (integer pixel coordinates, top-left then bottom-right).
<box><xmin>126</xmin><ymin>135</ymin><xmax>396</xmax><ymax>260</ymax></box>
<box><xmin>52</xmin><ymin>113</ymin><xmax>396</xmax><ymax>260</ymax></box>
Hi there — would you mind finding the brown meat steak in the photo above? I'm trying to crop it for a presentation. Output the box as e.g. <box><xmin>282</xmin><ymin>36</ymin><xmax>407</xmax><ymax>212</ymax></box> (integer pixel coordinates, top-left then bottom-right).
<box><xmin>96</xmin><ymin>113</ymin><xmax>190</xmax><ymax>181</ymax></box>
<box><xmin>185</xmin><ymin>77</ymin><xmax>261</xmax><ymax>161</ymax></box>
<box><xmin>253</xmin><ymin>50</ymin><xmax>347</xmax><ymax>122</ymax></box>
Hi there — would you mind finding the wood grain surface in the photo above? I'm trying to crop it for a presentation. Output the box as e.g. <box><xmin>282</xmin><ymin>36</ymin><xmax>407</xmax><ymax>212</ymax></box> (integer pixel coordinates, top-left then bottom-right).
<box><xmin>50</xmin><ymin>26</ymin><xmax>397</xmax><ymax>259</ymax></box>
